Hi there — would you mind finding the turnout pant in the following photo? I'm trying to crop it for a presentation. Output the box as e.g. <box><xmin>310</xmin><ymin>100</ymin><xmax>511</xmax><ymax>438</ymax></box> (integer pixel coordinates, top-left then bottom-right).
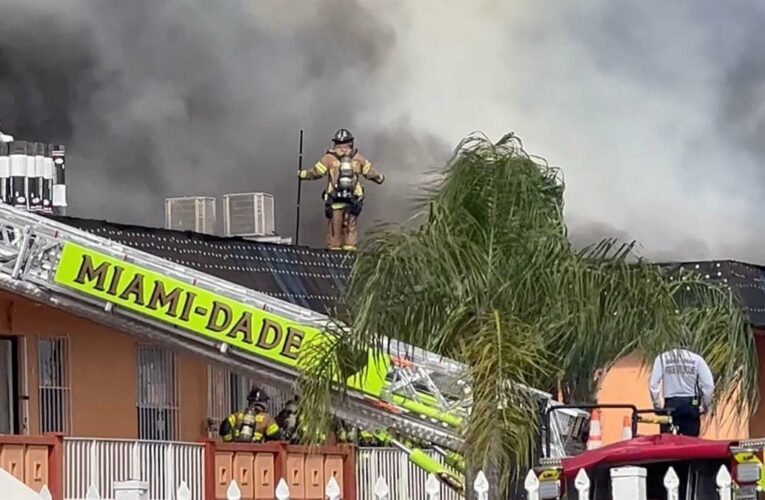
<box><xmin>327</xmin><ymin>207</ymin><xmax>358</xmax><ymax>251</ymax></box>
<box><xmin>660</xmin><ymin>396</ymin><xmax>701</xmax><ymax>437</ymax></box>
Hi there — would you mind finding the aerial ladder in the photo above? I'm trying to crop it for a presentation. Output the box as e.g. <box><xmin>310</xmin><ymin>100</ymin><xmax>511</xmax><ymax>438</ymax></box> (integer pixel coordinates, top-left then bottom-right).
<box><xmin>0</xmin><ymin>204</ymin><xmax>589</xmax><ymax>495</ymax></box>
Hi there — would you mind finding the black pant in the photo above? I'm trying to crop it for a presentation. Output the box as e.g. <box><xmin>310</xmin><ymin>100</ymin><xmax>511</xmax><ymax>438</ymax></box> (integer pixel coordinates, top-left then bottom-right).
<box><xmin>661</xmin><ymin>397</ymin><xmax>701</xmax><ymax>437</ymax></box>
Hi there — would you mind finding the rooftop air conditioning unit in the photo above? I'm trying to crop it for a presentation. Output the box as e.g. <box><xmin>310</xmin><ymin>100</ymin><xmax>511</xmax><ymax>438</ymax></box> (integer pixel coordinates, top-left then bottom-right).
<box><xmin>223</xmin><ymin>192</ymin><xmax>275</xmax><ymax>237</ymax></box>
<box><xmin>164</xmin><ymin>196</ymin><xmax>216</xmax><ymax>235</ymax></box>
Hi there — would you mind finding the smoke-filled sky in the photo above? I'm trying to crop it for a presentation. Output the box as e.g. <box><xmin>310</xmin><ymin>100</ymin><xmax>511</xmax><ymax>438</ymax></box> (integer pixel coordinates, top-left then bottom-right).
<box><xmin>2</xmin><ymin>0</ymin><xmax>765</xmax><ymax>261</ymax></box>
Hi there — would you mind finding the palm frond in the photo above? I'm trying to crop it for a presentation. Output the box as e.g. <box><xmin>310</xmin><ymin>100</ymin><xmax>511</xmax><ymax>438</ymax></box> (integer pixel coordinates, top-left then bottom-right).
<box><xmin>296</xmin><ymin>132</ymin><xmax>758</xmax><ymax>491</ymax></box>
<box><xmin>461</xmin><ymin>308</ymin><xmax>550</xmax><ymax>491</ymax></box>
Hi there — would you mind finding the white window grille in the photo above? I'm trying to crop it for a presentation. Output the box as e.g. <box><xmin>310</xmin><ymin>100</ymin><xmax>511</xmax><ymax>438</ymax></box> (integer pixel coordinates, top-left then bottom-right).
<box><xmin>137</xmin><ymin>344</ymin><xmax>179</xmax><ymax>440</ymax></box>
<box><xmin>206</xmin><ymin>364</ymin><xmax>292</xmax><ymax>437</ymax></box>
<box><xmin>37</xmin><ymin>336</ymin><xmax>72</xmax><ymax>434</ymax></box>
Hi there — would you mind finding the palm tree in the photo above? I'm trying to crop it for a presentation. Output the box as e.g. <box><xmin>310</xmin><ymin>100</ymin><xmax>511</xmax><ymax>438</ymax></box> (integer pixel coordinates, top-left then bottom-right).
<box><xmin>297</xmin><ymin>132</ymin><xmax>758</xmax><ymax>494</ymax></box>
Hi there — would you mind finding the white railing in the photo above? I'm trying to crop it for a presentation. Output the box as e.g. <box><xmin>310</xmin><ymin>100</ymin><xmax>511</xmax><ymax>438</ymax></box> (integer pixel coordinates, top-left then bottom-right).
<box><xmin>1</xmin><ymin>466</ymin><xmax>46</xmax><ymax>500</ymax></box>
<box><xmin>356</xmin><ymin>447</ymin><xmax>462</xmax><ymax>500</ymax></box>
<box><xmin>46</xmin><ymin>474</ymin><xmax>488</xmax><ymax>500</ymax></box>
<box><xmin>30</xmin><ymin>461</ymin><xmax>738</xmax><ymax>500</ymax></box>
<box><xmin>63</xmin><ymin>438</ymin><xmax>204</xmax><ymax>500</ymax></box>
<box><xmin>524</xmin><ymin>464</ymin><xmax>735</xmax><ymax>500</ymax></box>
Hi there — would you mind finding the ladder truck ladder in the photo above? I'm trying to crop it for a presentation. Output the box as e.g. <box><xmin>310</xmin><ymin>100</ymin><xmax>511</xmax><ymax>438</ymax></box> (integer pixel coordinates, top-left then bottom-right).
<box><xmin>0</xmin><ymin>204</ymin><xmax>587</xmax><ymax>476</ymax></box>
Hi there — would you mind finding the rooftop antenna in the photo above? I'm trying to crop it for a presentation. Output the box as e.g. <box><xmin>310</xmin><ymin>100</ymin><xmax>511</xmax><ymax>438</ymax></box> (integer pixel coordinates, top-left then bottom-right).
<box><xmin>294</xmin><ymin>129</ymin><xmax>304</xmax><ymax>246</ymax></box>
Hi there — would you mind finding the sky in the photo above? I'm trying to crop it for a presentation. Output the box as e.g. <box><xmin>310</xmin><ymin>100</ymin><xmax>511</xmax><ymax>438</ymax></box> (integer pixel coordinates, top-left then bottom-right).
<box><xmin>2</xmin><ymin>0</ymin><xmax>765</xmax><ymax>261</ymax></box>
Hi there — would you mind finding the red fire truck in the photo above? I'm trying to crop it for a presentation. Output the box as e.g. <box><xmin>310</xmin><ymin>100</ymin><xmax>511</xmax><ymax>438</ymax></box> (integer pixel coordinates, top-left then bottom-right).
<box><xmin>535</xmin><ymin>405</ymin><xmax>764</xmax><ymax>499</ymax></box>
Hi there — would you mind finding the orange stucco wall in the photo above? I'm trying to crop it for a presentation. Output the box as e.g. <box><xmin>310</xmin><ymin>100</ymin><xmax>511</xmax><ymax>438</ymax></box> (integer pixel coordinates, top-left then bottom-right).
<box><xmin>0</xmin><ymin>291</ymin><xmax>208</xmax><ymax>441</ymax></box>
<box><xmin>4</xmin><ymin>284</ymin><xmax>765</xmax><ymax>445</ymax></box>
<box><xmin>748</xmin><ymin>334</ymin><xmax>765</xmax><ymax>438</ymax></box>
<box><xmin>179</xmin><ymin>352</ymin><xmax>209</xmax><ymax>440</ymax></box>
<box><xmin>597</xmin><ymin>352</ymin><xmax>755</xmax><ymax>444</ymax></box>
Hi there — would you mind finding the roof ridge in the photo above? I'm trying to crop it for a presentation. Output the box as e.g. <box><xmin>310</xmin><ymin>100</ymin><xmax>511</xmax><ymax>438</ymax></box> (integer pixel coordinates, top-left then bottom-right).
<box><xmin>42</xmin><ymin>213</ymin><xmax>346</xmax><ymax>255</ymax></box>
<box><xmin>42</xmin><ymin>214</ymin><xmax>353</xmax><ymax>315</ymax></box>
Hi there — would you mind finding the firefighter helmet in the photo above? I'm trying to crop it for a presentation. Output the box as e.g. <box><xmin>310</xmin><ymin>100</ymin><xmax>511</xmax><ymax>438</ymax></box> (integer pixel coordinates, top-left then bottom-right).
<box><xmin>332</xmin><ymin>128</ymin><xmax>354</xmax><ymax>144</ymax></box>
<box><xmin>247</xmin><ymin>386</ymin><xmax>269</xmax><ymax>404</ymax></box>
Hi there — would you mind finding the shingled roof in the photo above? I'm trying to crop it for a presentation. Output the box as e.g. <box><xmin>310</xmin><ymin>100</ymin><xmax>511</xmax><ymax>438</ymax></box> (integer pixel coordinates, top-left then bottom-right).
<box><xmin>38</xmin><ymin>215</ymin><xmax>765</xmax><ymax>328</ymax></box>
<box><xmin>660</xmin><ymin>260</ymin><xmax>765</xmax><ymax>328</ymax></box>
<box><xmin>44</xmin><ymin>215</ymin><xmax>355</xmax><ymax>314</ymax></box>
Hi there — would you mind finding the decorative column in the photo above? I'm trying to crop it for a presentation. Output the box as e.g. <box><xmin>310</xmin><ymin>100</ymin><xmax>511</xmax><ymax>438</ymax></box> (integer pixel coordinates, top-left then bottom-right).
<box><xmin>610</xmin><ymin>466</ymin><xmax>647</xmax><ymax>500</ymax></box>
<box><xmin>113</xmin><ymin>480</ymin><xmax>150</xmax><ymax>500</ymax></box>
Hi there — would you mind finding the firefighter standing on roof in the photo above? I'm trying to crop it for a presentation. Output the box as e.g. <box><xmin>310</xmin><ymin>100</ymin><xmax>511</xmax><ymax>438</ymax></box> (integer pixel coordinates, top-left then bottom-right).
<box><xmin>219</xmin><ymin>386</ymin><xmax>280</xmax><ymax>443</ymax></box>
<box><xmin>298</xmin><ymin>129</ymin><xmax>385</xmax><ymax>251</ymax></box>
<box><xmin>649</xmin><ymin>348</ymin><xmax>715</xmax><ymax>437</ymax></box>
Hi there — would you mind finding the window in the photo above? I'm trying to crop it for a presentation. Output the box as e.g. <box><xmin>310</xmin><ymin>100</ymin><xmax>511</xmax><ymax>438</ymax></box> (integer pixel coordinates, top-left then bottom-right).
<box><xmin>206</xmin><ymin>364</ymin><xmax>291</xmax><ymax>437</ymax></box>
<box><xmin>37</xmin><ymin>337</ymin><xmax>71</xmax><ymax>434</ymax></box>
<box><xmin>207</xmin><ymin>365</ymin><xmax>252</xmax><ymax>436</ymax></box>
<box><xmin>137</xmin><ymin>344</ymin><xmax>179</xmax><ymax>440</ymax></box>
<box><xmin>0</xmin><ymin>337</ymin><xmax>19</xmax><ymax>434</ymax></box>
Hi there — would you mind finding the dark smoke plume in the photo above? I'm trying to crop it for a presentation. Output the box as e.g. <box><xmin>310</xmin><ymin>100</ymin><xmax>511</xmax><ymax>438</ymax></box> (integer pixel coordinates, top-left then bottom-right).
<box><xmin>0</xmin><ymin>0</ymin><xmax>449</xmax><ymax>247</ymax></box>
<box><xmin>4</xmin><ymin>0</ymin><xmax>765</xmax><ymax>261</ymax></box>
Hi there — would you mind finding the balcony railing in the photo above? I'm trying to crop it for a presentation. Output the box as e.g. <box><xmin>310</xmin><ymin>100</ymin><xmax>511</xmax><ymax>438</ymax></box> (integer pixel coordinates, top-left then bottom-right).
<box><xmin>59</xmin><ymin>437</ymin><xmax>456</xmax><ymax>499</ymax></box>
<box><xmin>356</xmin><ymin>448</ymin><xmax>461</xmax><ymax>500</ymax></box>
<box><xmin>63</xmin><ymin>438</ymin><xmax>204</xmax><ymax>500</ymax></box>
<box><xmin>0</xmin><ymin>434</ymin><xmax>63</xmax><ymax>498</ymax></box>
<box><xmin>62</xmin><ymin>438</ymin><xmax>357</xmax><ymax>500</ymax></box>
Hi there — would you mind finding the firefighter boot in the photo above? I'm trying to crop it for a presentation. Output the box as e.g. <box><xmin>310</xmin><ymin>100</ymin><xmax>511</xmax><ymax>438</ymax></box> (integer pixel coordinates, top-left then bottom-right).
<box><xmin>343</xmin><ymin>212</ymin><xmax>358</xmax><ymax>251</ymax></box>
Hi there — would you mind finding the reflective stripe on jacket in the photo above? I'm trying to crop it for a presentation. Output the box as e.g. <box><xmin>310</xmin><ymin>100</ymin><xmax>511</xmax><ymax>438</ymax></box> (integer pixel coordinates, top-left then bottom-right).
<box><xmin>220</xmin><ymin>411</ymin><xmax>280</xmax><ymax>442</ymax></box>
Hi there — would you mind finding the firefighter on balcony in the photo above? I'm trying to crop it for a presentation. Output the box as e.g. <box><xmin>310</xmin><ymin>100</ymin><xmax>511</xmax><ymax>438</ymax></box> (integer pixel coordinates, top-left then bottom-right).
<box><xmin>298</xmin><ymin>128</ymin><xmax>385</xmax><ymax>251</ymax></box>
<box><xmin>275</xmin><ymin>396</ymin><xmax>300</xmax><ymax>443</ymax></box>
<box><xmin>219</xmin><ymin>387</ymin><xmax>281</xmax><ymax>443</ymax></box>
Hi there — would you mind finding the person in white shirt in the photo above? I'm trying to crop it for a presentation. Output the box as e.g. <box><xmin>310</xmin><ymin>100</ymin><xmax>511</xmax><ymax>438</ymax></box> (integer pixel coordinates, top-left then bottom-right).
<box><xmin>649</xmin><ymin>348</ymin><xmax>715</xmax><ymax>437</ymax></box>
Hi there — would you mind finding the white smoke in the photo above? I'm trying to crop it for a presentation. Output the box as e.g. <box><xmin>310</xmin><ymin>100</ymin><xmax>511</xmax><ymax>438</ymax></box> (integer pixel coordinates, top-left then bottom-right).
<box><xmin>363</xmin><ymin>0</ymin><xmax>765</xmax><ymax>262</ymax></box>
